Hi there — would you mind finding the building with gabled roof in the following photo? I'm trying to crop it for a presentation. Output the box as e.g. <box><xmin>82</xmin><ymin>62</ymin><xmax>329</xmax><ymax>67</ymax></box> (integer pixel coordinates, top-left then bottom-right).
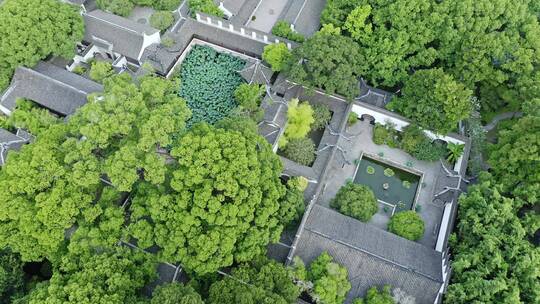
<box><xmin>0</xmin><ymin>61</ymin><xmax>102</xmax><ymax>116</ymax></box>
<box><xmin>83</xmin><ymin>9</ymin><xmax>161</xmax><ymax>64</ymax></box>
<box><xmin>0</xmin><ymin>128</ymin><xmax>30</xmax><ymax>166</ymax></box>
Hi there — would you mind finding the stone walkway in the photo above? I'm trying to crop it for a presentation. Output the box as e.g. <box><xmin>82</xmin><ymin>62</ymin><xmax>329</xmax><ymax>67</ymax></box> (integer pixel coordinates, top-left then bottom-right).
<box><xmin>483</xmin><ymin>111</ymin><xmax>523</xmax><ymax>131</ymax></box>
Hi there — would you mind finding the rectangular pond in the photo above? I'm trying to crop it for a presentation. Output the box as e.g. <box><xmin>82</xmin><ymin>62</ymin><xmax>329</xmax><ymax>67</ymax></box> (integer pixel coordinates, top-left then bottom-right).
<box><xmin>354</xmin><ymin>155</ymin><xmax>421</xmax><ymax>212</ymax></box>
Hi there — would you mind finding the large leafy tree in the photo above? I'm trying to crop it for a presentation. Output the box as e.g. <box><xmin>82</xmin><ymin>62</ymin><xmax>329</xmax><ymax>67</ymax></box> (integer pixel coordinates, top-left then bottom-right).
<box><xmin>487</xmin><ymin>106</ymin><xmax>539</xmax><ymax>205</ymax></box>
<box><xmin>128</xmin><ymin>123</ymin><xmax>291</xmax><ymax>275</ymax></box>
<box><xmin>0</xmin><ymin>74</ymin><xmax>190</xmax><ymax>262</ymax></box>
<box><xmin>286</xmin><ymin>31</ymin><xmax>363</xmax><ymax>100</ymax></box>
<box><xmin>151</xmin><ymin>282</ymin><xmax>204</xmax><ymax>304</ymax></box>
<box><xmin>446</xmin><ymin>175</ymin><xmax>540</xmax><ymax>304</ymax></box>
<box><xmin>437</xmin><ymin>0</ymin><xmax>540</xmax><ymax>112</ymax></box>
<box><xmin>0</xmin><ymin>249</ymin><xmax>25</xmax><ymax>304</ymax></box>
<box><xmin>0</xmin><ymin>0</ymin><xmax>84</xmax><ymax>90</ymax></box>
<box><xmin>208</xmin><ymin>257</ymin><xmax>301</xmax><ymax>304</ymax></box>
<box><xmin>388</xmin><ymin>68</ymin><xmax>473</xmax><ymax>134</ymax></box>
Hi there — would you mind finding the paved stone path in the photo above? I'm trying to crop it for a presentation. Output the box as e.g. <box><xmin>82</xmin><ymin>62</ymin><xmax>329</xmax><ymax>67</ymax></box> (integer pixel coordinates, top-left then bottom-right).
<box><xmin>483</xmin><ymin>111</ymin><xmax>523</xmax><ymax>131</ymax></box>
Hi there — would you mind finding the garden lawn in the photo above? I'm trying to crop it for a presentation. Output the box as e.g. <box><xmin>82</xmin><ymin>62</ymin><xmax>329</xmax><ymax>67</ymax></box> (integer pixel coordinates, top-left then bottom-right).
<box><xmin>179</xmin><ymin>45</ymin><xmax>246</xmax><ymax>126</ymax></box>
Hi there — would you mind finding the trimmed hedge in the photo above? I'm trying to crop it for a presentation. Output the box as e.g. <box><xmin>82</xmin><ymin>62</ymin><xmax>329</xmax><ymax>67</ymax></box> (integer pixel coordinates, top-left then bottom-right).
<box><xmin>179</xmin><ymin>45</ymin><xmax>246</xmax><ymax>126</ymax></box>
<box><xmin>271</xmin><ymin>21</ymin><xmax>305</xmax><ymax>43</ymax></box>
<box><xmin>283</xmin><ymin>137</ymin><xmax>316</xmax><ymax>166</ymax></box>
<box><xmin>330</xmin><ymin>183</ymin><xmax>378</xmax><ymax>222</ymax></box>
<box><xmin>388</xmin><ymin>211</ymin><xmax>425</xmax><ymax>241</ymax></box>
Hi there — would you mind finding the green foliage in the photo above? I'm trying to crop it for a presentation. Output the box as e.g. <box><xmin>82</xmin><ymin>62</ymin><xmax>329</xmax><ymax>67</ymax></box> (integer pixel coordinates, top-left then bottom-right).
<box><xmin>321</xmin><ymin>0</ymin><xmax>363</xmax><ymax>28</ymax></box>
<box><xmin>0</xmin><ymin>249</ymin><xmax>25</xmax><ymax>304</ymax></box>
<box><xmin>162</xmin><ymin>37</ymin><xmax>176</xmax><ymax>48</ymax></box>
<box><xmin>0</xmin><ymin>74</ymin><xmax>190</xmax><ymax>261</ymax></box>
<box><xmin>263</xmin><ymin>43</ymin><xmax>292</xmax><ymax>72</ymax></box>
<box><xmin>387</xmin><ymin>211</ymin><xmax>424</xmax><ymax>241</ymax></box>
<box><xmin>331</xmin><ymin>183</ymin><xmax>378</xmax><ymax>222</ymax></box>
<box><xmin>487</xmin><ymin>112</ymin><xmax>539</xmax><ymax>205</ymax></box>
<box><xmin>22</xmin><ymin>247</ymin><xmax>156</xmax><ymax>303</ymax></box>
<box><xmin>446</xmin><ymin>176</ymin><xmax>540</xmax><ymax>303</ymax></box>
<box><xmin>150</xmin><ymin>11</ymin><xmax>175</xmax><ymax>31</ymax></box>
<box><xmin>372</xmin><ymin>123</ymin><xmax>399</xmax><ymax>148</ymax></box>
<box><xmin>188</xmin><ymin>0</ymin><xmax>224</xmax><ymax>18</ymax></box>
<box><xmin>307</xmin><ymin>252</ymin><xmax>351</xmax><ymax>304</ymax></box>
<box><xmin>400</xmin><ymin>124</ymin><xmax>446</xmax><ymax>162</ymax></box>
<box><xmin>281</xmin><ymin>99</ymin><xmax>314</xmax><ymax>146</ymax></box>
<box><xmin>312</xmin><ymin>104</ymin><xmax>332</xmax><ymax>130</ymax></box>
<box><xmin>348</xmin><ymin>112</ymin><xmax>359</xmax><ymax>126</ymax></box>
<box><xmin>446</xmin><ymin>142</ymin><xmax>464</xmax><ymax>164</ymax></box>
<box><xmin>89</xmin><ymin>61</ymin><xmax>114</xmax><ymax>84</ymax></box>
<box><xmin>151</xmin><ymin>282</ymin><xmax>204</xmax><ymax>304</ymax></box>
<box><xmin>289</xmin><ymin>176</ymin><xmax>309</xmax><ymax>192</ymax></box>
<box><xmin>388</xmin><ymin>69</ymin><xmax>473</xmax><ymax>134</ymax></box>
<box><xmin>271</xmin><ymin>21</ymin><xmax>305</xmax><ymax>43</ymax></box>
<box><xmin>280</xmin><ymin>181</ymin><xmax>306</xmax><ymax>227</ymax></box>
<box><xmin>354</xmin><ymin>285</ymin><xmax>395</xmax><ymax>304</ymax></box>
<box><xmin>287</xmin><ymin>31</ymin><xmax>362</xmax><ymax>100</ymax></box>
<box><xmin>179</xmin><ymin>45</ymin><xmax>246</xmax><ymax>126</ymax></box>
<box><xmin>282</xmin><ymin>137</ymin><xmax>316</xmax><ymax>166</ymax></box>
<box><xmin>96</xmin><ymin>0</ymin><xmax>134</xmax><ymax>17</ymax></box>
<box><xmin>402</xmin><ymin>181</ymin><xmax>411</xmax><ymax>189</ymax></box>
<box><xmin>8</xmin><ymin>99</ymin><xmax>62</xmax><ymax>136</ymax></box>
<box><xmin>0</xmin><ymin>0</ymin><xmax>84</xmax><ymax>91</ymax></box>
<box><xmin>366</xmin><ymin>166</ymin><xmax>375</xmax><ymax>175</ymax></box>
<box><xmin>383</xmin><ymin>168</ymin><xmax>394</xmax><ymax>177</ymax></box>
<box><xmin>127</xmin><ymin>124</ymin><xmax>290</xmax><ymax>275</ymax></box>
<box><xmin>208</xmin><ymin>257</ymin><xmax>301</xmax><ymax>304</ymax></box>
<box><xmin>234</xmin><ymin>83</ymin><xmax>265</xmax><ymax>112</ymax></box>
<box><xmin>72</xmin><ymin>65</ymin><xmax>86</xmax><ymax>75</ymax></box>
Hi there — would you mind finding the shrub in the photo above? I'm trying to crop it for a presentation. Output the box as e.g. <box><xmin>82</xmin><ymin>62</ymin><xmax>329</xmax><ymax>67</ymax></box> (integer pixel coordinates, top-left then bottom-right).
<box><xmin>446</xmin><ymin>142</ymin><xmax>465</xmax><ymax>164</ymax></box>
<box><xmin>280</xmin><ymin>99</ymin><xmax>314</xmax><ymax>146</ymax></box>
<box><xmin>383</xmin><ymin>168</ymin><xmax>394</xmax><ymax>177</ymax></box>
<box><xmin>161</xmin><ymin>37</ymin><xmax>175</xmax><ymax>48</ymax></box>
<box><xmin>72</xmin><ymin>65</ymin><xmax>85</xmax><ymax>75</ymax></box>
<box><xmin>388</xmin><ymin>211</ymin><xmax>425</xmax><ymax>241</ymax></box>
<box><xmin>150</xmin><ymin>11</ymin><xmax>174</xmax><ymax>31</ymax></box>
<box><xmin>262</xmin><ymin>43</ymin><xmax>292</xmax><ymax>72</ymax></box>
<box><xmin>290</xmin><ymin>176</ymin><xmax>309</xmax><ymax>192</ymax></box>
<box><xmin>312</xmin><ymin>104</ymin><xmax>332</xmax><ymax>130</ymax></box>
<box><xmin>272</xmin><ymin>20</ymin><xmax>305</xmax><ymax>43</ymax></box>
<box><xmin>402</xmin><ymin>180</ymin><xmax>411</xmax><ymax>189</ymax></box>
<box><xmin>152</xmin><ymin>0</ymin><xmax>182</xmax><ymax>10</ymax></box>
<box><xmin>372</xmin><ymin>123</ymin><xmax>399</xmax><ymax>148</ymax></box>
<box><xmin>188</xmin><ymin>0</ymin><xmax>224</xmax><ymax>18</ymax></box>
<box><xmin>283</xmin><ymin>137</ymin><xmax>316</xmax><ymax>166</ymax></box>
<box><xmin>96</xmin><ymin>0</ymin><xmax>134</xmax><ymax>17</ymax></box>
<box><xmin>401</xmin><ymin>124</ymin><xmax>446</xmax><ymax>161</ymax></box>
<box><xmin>353</xmin><ymin>285</ymin><xmax>395</xmax><ymax>304</ymax></box>
<box><xmin>348</xmin><ymin>111</ymin><xmax>358</xmax><ymax>126</ymax></box>
<box><xmin>179</xmin><ymin>45</ymin><xmax>246</xmax><ymax>126</ymax></box>
<box><xmin>366</xmin><ymin>166</ymin><xmax>375</xmax><ymax>175</ymax></box>
<box><xmin>330</xmin><ymin>183</ymin><xmax>378</xmax><ymax>222</ymax></box>
<box><xmin>89</xmin><ymin>61</ymin><xmax>114</xmax><ymax>83</ymax></box>
<box><xmin>234</xmin><ymin>83</ymin><xmax>265</xmax><ymax>111</ymax></box>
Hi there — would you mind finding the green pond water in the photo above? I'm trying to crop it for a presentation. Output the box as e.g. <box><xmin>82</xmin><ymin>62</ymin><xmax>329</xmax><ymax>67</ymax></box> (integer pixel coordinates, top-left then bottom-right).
<box><xmin>354</xmin><ymin>156</ymin><xmax>420</xmax><ymax>212</ymax></box>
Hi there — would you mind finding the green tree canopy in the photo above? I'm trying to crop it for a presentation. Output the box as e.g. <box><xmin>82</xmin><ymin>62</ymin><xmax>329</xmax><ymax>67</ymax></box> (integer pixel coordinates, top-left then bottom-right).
<box><xmin>0</xmin><ymin>0</ymin><xmax>84</xmax><ymax>91</ymax></box>
<box><xmin>330</xmin><ymin>183</ymin><xmax>378</xmax><ymax>222</ymax></box>
<box><xmin>388</xmin><ymin>68</ymin><xmax>473</xmax><ymax>134</ymax></box>
<box><xmin>263</xmin><ymin>43</ymin><xmax>292</xmax><ymax>72</ymax></box>
<box><xmin>286</xmin><ymin>31</ymin><xmax>362</xmax><ymax>100</ymax></box>
<box><xmin>0</xmin><ymin>249</ymin><xmax>25</xmax><ymax>304</ymax></box>
<box><xmin>305</xmin><ymin>252</ymin><xmax>351</xmax><ymax>304</ymax></box>
<box><xmin>387</xmin><ymin>211</ymin><xmax>424</xmax><ymax>241</ymax></box>
<box><xmin>208</xmin><ymin>257</ymin><xmax>301</xmax><ymax>304</ymax></box>
<box><xmin>353</xmin><ymin>285</ymin><xmax>395</xmax><ymax>304</ymax></box>
<box><xmin>127</xmin><ymin>123</ymin><xmax>292</xmax><ymax>275</ymax></box>
<box><xmin>487</xmin><ymin>111</ymin><xmax>539</xmax><ymax>205</ymax></box>
<box><xmin>151</xmin><ymin>282</ymin><xmax>204</xmax><ymax>304</ymax></box>
<box><xmin>446</xmin><ymin>175</ymin><xmax>540</xmax><ymax>303</ymax></box>
<box><xmin>280</xmin><ymin>99</ymin><xmax>314</xmax><ymax>147</ymax></box>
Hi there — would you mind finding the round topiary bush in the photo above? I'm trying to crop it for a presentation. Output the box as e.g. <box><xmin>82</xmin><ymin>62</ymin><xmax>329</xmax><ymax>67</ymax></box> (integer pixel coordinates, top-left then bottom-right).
<box><xmin>150</xmin><ymin>11</ymin><xmax>174</xmax><ymax>31</ymax></box>
<box><xmin>283</xmin><ymin>137</ymin><xmax>316</xmax><ymax>166</ymax></box>
<box><xmin>383</xmin><ymin>168</ymin><xmax>395</xmax><ymax>177</ymax></box>
<box><xmin>388</xmin><ymin>211</ymin><xmax>425</xmax><ymax>241</ymax></box>
<box><xmin>366</xmin><ymin>166</ymin><xmax>375</xmax><ymax>175</ymax></box>
<box><xmin>312</xmin><ymin>104</ymin><xmax>332</xmax><ymax>130</ymax></box>
<box><xmin>330</xmin><ymin>183</ymin><xmax>378</xmax><ymax>222</ymax></box>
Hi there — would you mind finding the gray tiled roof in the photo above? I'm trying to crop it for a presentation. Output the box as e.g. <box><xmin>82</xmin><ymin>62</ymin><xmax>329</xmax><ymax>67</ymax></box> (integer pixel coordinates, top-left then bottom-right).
<box><xmin>0</xmin><ymin>62</ymin><xmax>103</xmax><ymax>116</ymax></box>
<box><xmin>0</xmin><ymin>128</ymin><xmax>27</xmax><ymax>165</ymax></box>
<box><xmin>83</xmin><ymin>9</ymin><xmax>159</xmax><ymax>60</ymax></box>
<box><xmin>295</xmin><ymin>204</ymin><xmax>443</xmax><ymax>303</ymax></box>
<box><xmin>239</xmin><ymin>61</ymin><xmax>273</xmax><ymax>85</ymax></box>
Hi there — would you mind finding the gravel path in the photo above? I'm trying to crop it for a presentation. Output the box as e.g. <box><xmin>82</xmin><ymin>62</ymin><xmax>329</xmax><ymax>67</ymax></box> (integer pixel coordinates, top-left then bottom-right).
<box><xmin>483</xmin><ymin>112</ymin><xmax>523</xmax><ymax>131</ymax></box>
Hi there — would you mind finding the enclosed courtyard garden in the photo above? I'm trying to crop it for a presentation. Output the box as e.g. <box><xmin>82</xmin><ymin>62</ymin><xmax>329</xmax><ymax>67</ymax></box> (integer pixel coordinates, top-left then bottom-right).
<box><xmin>277</xmin><ymin>99</ymin><xmax>333</xmax><ymax>166</ymax></box>
<box><xmin>178</xmin><ymin>45</ymin><xmax>265</xmax><ymax>127</ymax></box>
